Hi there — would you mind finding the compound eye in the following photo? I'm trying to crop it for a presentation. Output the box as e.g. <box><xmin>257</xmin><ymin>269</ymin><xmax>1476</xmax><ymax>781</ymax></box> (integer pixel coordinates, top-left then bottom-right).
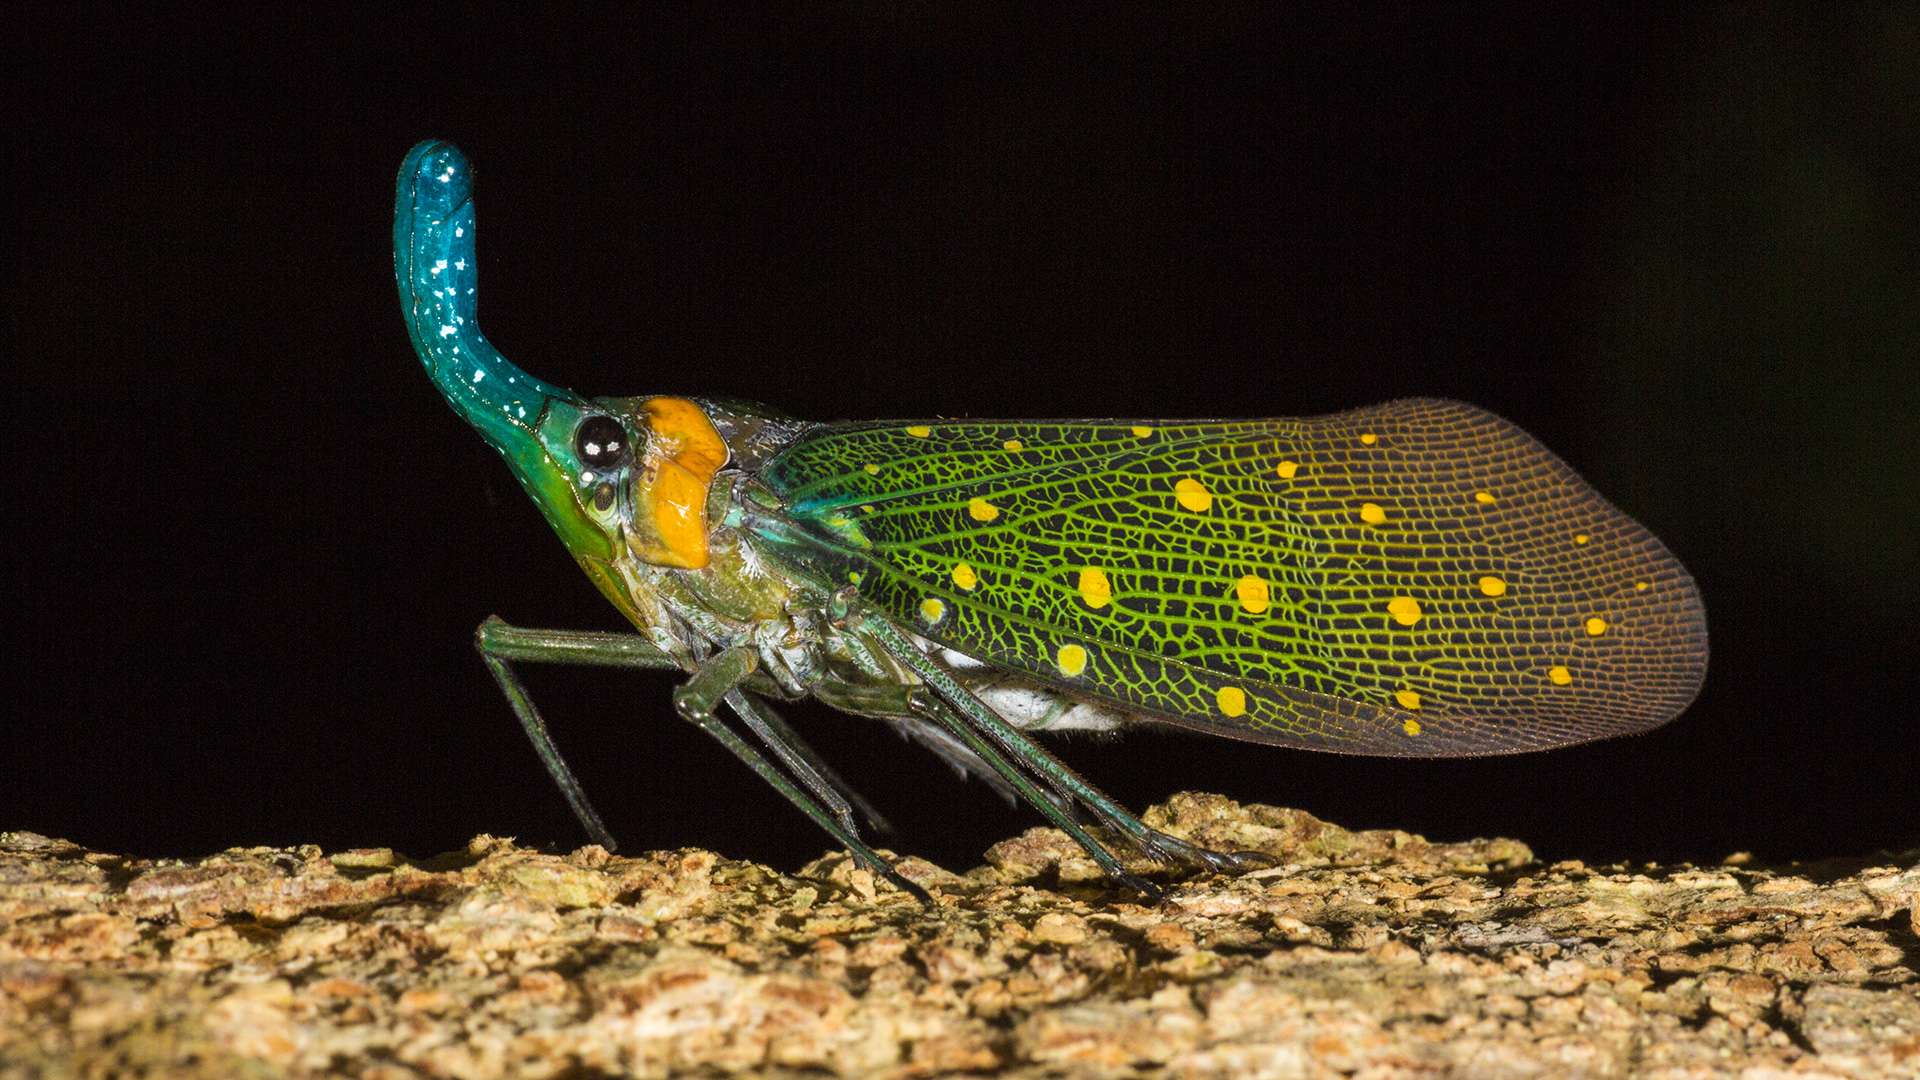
<box><xmin>575</xmin><ymin>415</ymin><xmax>632</xmax><ymax>469</ymax></box>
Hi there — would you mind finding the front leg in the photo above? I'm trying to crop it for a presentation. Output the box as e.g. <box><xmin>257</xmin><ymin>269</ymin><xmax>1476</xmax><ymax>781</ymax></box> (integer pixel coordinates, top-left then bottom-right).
<box><xmin>475</xmin><ymin>618</ymin><xmax>881</xmax><ymax>843</ymax></box>
<box><xmin>476</xmin><ymin>621</ymin><xmax>926</xmax><ymax>900</ymax></box>
<box><xmin>476</xmin><ymin>617</ymin><xmax>684</xmax><ymax>851</ymax></box>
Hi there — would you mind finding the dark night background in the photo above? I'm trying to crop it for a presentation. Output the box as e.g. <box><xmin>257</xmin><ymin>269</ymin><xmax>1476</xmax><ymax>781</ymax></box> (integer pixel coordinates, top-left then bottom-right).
<box><xmin>7</xmin><ymin>9</ymin><xmax>1916</xmax><ymax>876</ymax></box>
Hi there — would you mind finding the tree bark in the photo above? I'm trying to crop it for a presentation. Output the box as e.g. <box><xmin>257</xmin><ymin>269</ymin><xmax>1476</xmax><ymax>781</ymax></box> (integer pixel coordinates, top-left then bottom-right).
<box><xmin>3</xmin><ymin>793</ymin><xmax>1916</xmax><ymax>1077</ymax></box>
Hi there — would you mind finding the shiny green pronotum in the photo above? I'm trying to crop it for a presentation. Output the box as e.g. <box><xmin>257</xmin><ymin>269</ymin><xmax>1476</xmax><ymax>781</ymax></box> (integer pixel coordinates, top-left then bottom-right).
<box><xmin>395</xmin><ymin>141</ymin><xmax>1708</xmax><ymax>899</ymax></box>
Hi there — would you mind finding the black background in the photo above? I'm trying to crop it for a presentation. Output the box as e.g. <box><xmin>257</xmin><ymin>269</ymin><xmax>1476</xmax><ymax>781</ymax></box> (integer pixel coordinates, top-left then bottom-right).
<box><xmin>8</xmin><ymin>9</ymin><xmax>1916</xmax><ymax>875</ymax></box>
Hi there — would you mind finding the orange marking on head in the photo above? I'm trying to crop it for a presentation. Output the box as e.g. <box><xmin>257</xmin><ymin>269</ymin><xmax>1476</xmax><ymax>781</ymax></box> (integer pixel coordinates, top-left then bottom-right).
<box><xmin>636</xmin><ymin>397</ymin><xmax>728</xmax><ymax>569</ymax></box>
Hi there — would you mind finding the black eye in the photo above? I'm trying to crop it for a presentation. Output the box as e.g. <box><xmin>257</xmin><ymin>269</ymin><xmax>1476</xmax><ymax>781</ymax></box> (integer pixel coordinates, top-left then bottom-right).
<box><xmin>575</xmin><ymin>415</ymin><xmax>631</xmax><ymax>469</ymax></box>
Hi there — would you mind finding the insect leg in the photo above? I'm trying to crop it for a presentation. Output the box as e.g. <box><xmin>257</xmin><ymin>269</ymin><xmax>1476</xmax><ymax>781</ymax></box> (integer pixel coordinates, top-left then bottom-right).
<box><xmin>727</xmin><ymin>692</ymin><xmax>893</xmax><ymax>836</ymax></box>
<box><xmin>479</xmin><ymin>650</ymin><xmax>623</xmax><ymax>852</ymax></box>
<box><xmin>859</xmin><ymin>614</ymin><xmax>1267</xmax><ymax>875</ymax></box>
<box><xmin>477</xmin><ymin>616</ymin><xmax>688</xmax><ymax>671</ymax></box>
<box><xmin>709</xmin><ymin>705</ymin><xmax>931</xmax><ymax>901</ymax></box>
<box><xmin>476</xmin><ymin>617</ymin><xmax>698</xmax><ymax>851</ymax></box>
<box><xmin>931</xmin><ymin>688</ymin><xmax>1266</xmax><ymax>872</ymax></box>
<box><xmin>907</xmin><ymin>694</ymin><xmax>1161</xmax><ymax>896</ymax></box>
<box><xmin>483</xmin><ymin>615</ymin><xmax>811</xmax><ymax>852</ymax></box>
<box><xmin>475</xmin><ymin>616</ymin><xmax>814</xmax><ymax>847</ymax></box>
<box><xmin>668</xmin><ymin>647</ymin><xmax>928</xmax><ymax>900</ymax></box>
<box><xmin>812</xmin><ymin>682</ymin><xmax>1034</xmax><ymax>810</ymax></box>
<box><xmin>674</xmin><ymin>648</ymin><xmax>880</xmax><ymax>834</ymax></box>
<box><xmin>670</xmin><ymin>645</ymin><xmax>762</xmax><ymax>718</ymax></box>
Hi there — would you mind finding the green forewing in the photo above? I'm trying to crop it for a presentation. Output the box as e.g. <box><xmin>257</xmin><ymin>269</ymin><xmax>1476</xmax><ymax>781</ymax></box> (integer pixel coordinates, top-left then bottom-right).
<box><xmin>756</xmin><ymin>399</ymin><xmax>1707</xmax><ymax>757</ymax></box>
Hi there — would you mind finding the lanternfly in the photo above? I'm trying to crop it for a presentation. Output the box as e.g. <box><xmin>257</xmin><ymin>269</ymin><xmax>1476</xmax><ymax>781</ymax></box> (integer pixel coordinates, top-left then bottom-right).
<box><xmin>395</xmin><ymin>142</ymin><xmax>1708</xmax><ymax>900</ymax></box>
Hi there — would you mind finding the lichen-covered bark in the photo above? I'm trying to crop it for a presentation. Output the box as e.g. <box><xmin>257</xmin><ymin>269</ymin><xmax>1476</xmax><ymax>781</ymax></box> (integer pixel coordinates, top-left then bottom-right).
<box><xmin>2</xmin><ymin>794</ymin><xmax>1916</xmax><ymax>1077</ymax></box>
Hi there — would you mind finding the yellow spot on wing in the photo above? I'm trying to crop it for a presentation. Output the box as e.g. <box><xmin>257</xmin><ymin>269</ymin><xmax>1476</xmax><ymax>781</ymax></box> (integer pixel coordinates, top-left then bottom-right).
<box><xmin>952</xmin><ymin>563</ymin><xmax>978</xmax><ymax>590</ymax></box>
<box><xmin>1387</xmin><ymin>596</ymin><xmax>1423</xmax><ymax>626</ymax></box>
<box><xmin>906</xmin><ymin>425</ymin><xmax>931</xmax><ymax>437</ymax></box>
<box><xmin>1394</xmin><ymin>689</ymin><xmax>1422</xmax><ymax>711</ymax></box>
<box><xmin>1478</xmin><ymin>575</ymin><xmax>1507</xmax><ymax>597</ymax></box>
<box><xmin>1235</xmin><ymin>575</ymin><xmax>1271</xmax><ymax>615</ymax></box>
<box><xmin>1078</xmin><ymin>567</ymin><xmax>1112</xmax><ymax>609</ymax></box>
<box><xmin>1174</xmin><ymin>477</ymin><xmax>1213</xmax><ymax>512</ymax></box>
<box><xmin>1003</xmin><ymin>438</ymin><xmax>1024</xmax><ymax>451</ymax></box>
<box><xmin>1359</xmin><ymin>502</ymin><xmax>1387</xmax><ymax>526</ymax></box>
<box><xmin>1131</xmin><ymin>425</ymin><xmax>1153</xmax><ymax>438</ymax></box>
<box><xmin>1275</xmin><ymin>460</ymin><xmax>1299</xmax><ymax>479</ymax></box>
<box><xmin>1359</xmin><ymin>432</ymin><xmax>1378</xmax><ymax>445</ymax></box>
<box><xmin>1585</xmin><ymin>616</ymin><xmax>1609</xmax><ymax>637</ymax></box>
<box><xmin>1475</xmin><ymin>490</ymin><xmax>1496</xmax><ymax>504</ymax></box>
<box><xmin>1548</xmin><ymin>665</ymin><xmax>1573</xmax><ymax>685</ymax></box>
<box><xmin>1635</xmin><ymin>581</ymin><xmax>1651</xmax><ymax>591</ymax></box>
<box><xmin>863</xmin><ymin>463</ymin><xmax>880</xmax><ymax>475</ymax></box>
<box><xmin>1056</xmin><ymin>644</ymin><xmax>1088</xmax><ymax>677</ymax></box>
<box><xmin>1575</xmin><ymin>533</ymin><xmax>1591</xmax><ymax>545</ymax></box>
<box><xmin>967</xmin><ymin>497</ymin><xmax>1001</xmax><ymax>522</ymax></box>
<box><xmin>919</xmin><ymin>598</ymin><xmax>946</xmax><ymax>624</ymax></box>
<box><xmin>1402</xmin><ymin>717</ymin><xmax>1423</xmax><ymax>736</ymax></box>
<box><xmin>1216</xmin><ymin>686</ymin><xmax>1247</xmax><ymax>717</ymax></box>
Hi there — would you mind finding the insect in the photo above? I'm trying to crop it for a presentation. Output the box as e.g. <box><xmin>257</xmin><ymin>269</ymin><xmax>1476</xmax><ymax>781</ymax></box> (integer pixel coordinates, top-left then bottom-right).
<box><xmin>395</xmin><ymin>141</ymin><xmax>1708</xmax><ymax>899</ymax></box>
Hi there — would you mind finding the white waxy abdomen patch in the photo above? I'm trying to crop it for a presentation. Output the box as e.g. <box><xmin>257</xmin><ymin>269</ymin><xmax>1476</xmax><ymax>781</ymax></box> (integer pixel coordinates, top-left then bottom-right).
<box><xmin>973</xmin><ymin>685</ymin><xmax>1127</xmax><ymax>733</ymax></box>
<box><xmin>927</xmin><ymin>643</ymin><xmax>1127</xmax><ymax>733</ymax></box>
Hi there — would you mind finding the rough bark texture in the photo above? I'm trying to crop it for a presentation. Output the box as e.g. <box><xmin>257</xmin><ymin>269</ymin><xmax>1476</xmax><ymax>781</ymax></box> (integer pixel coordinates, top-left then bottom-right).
<box><xmin>3</xmin><ymin>793</ymin><xmax>1916</xmax><ymax>1078</ymax></box>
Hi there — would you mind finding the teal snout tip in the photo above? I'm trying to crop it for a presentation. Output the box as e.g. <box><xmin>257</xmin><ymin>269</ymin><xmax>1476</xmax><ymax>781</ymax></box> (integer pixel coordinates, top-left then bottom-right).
<box><xmin>399</xmin><ymin>139</ymin><xmax>472</xmax><ymax>212</ymax></box>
